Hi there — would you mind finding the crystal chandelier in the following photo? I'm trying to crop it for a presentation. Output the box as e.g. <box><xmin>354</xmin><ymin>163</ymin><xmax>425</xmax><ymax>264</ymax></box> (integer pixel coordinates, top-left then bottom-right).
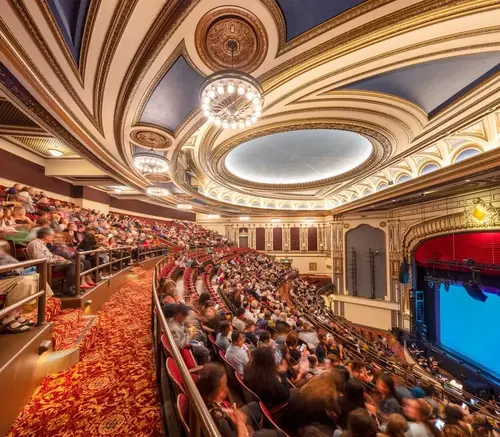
<box><xmin>133</xmin><ymin>150</ymin><xmax>169</xmax><ymax>175</ymax></box>
<box><xmin>146</xmin><ymin>186</ymin><xmax>170</xmax><ymax>197</ymax></box>
<box><xmin>200</xmin><ymin>40</ymin><xmax>263</xmax><ymax>130</ymax></box>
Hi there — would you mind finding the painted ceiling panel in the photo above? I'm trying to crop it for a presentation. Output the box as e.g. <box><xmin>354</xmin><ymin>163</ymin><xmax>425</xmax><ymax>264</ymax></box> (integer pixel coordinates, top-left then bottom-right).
<box><xmin>339</xmin><ymin>52</ymin><xmax>500</xmax><ymax>114</ymax></box>
<box><xmin>46</xmin><ymin>0</ymin><xmax>90</xmax><ymax>64</ymax></box>
<box><xmin>225</xmin><ymin>129</ymin><xmax>372</xmax><ymax>184</ymax></box>
<box><xmin>276</xmin><ymin>0</ymin><xmax>365</xmax><ymax>41</ymax></box>
<box><xmin>140</xmin><ymin>56</ymin><xmax>205</xmax><ymax>132</ymax></box>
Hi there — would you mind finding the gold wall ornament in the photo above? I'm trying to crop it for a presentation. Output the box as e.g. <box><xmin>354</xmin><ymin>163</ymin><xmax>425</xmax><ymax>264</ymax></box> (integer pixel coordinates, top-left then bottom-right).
<box><xmin>130</xmin><ymin>130</ymin><xmax>172</xmax><ymax>149</ymax></box>
<box><xmin>465</xmin><ymin>198</ymin><xmax>500</xmax><ymax>227</ymax></box>
<box><xmin>195</xmin><ymin>7</ymin><xmax>269</xmax><ymax>73</ymax></box>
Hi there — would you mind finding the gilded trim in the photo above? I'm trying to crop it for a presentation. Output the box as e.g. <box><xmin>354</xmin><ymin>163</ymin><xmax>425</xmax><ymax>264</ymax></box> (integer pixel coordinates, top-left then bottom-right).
<box><xmin>113</xmin><ymin>0</ymin><xmax>201</xmax><ymax>166</ymax></box>
<box><xmin>93</xmin><ymin>0</ymin><xmax>138</xmax><ymax>132</ymax></box>
<box><xmin>258</xmin><ymin>0</ymin><xmax>500</xmax><ymax>93</ymax></box>
<box><xmin>260</xmin><ymin>0</ymin><xmax>395</xmax><ymax>57</ymax></box>
<box><xmin>38</xmin><ymin>0</ymin><xmax>101</xmax><ymax>86</ymax></box>
<box><xmin>8</xmin><ymin>0</ymin><xmax>103</xmax><ymax>134</ymax></box>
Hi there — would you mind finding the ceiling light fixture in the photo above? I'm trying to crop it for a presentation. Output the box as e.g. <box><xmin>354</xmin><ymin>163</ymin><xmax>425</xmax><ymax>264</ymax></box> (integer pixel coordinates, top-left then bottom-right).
<box><xmin>200</xmin><ymin>40</ymin><xmax>263</xmax><ymax>131</ymax></box>
<box><xmin>177</xmin><ymin>204</ymin><xmax>193</xmax><ymax>210</ymax></box>
<box><xmin>133</xmin><ymin>149</ymin><xmax>169</xmax><ymax>175</ymax></box>
<box><xmin>146</xmin><ymin>186</ymin><xmax>169</xmax><ymax>197</ymax></box>
<box><xmin>114</xmin><ymin>188</ymin><xmax>122</xmax><ymax>193</ymax></box>
<box><xmin>48</xmin><ymin>149</ymin><xmax>63</xmax><ymax>157</ymax></box>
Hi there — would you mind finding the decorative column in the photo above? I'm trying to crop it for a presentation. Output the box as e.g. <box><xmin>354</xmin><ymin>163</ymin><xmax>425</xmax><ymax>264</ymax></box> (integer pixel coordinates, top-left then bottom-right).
<box><xmin>265</xmin><ymin>225</ymin><xmax>273</xmax><ymax>252</ymax></box>
<box><xmin>283</xmin><ymin>224</ymin><xmax>290</xmax><ymax>252</ymax></box>
<box><xmin>331</xmin><ymin>218</ymin><xmax>345</xmax><ymax>294</ymax></box>
<box><xmin>249</xmin><ymin>225</ymin><xmax>255</xmax><ymax>249</ymax></box>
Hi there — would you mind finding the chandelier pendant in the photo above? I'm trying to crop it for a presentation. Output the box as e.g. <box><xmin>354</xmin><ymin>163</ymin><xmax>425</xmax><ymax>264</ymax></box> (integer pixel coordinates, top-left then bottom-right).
<box><xmin>146</xmin><ymin>186</ymin><xmax>170</xmax><ymax>197</ymax></box>
<box><xmin>133</xmin><ymin>149</ymin><xmax>169</xmax><ymax>175</ymax></box>
<box><xmin>200</xmin><ymin>40</ymin><xmax>263</xmax><ymax>130</ymax></box>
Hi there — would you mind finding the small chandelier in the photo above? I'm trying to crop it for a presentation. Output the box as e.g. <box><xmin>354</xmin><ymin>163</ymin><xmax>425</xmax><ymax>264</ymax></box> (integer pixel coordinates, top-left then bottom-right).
<box><xmin>146</xmin><ymin>186</ymin><xmax>170</xmax><ymax>197</ymax></box>
<box><xmin>133</xmin><ymin>149</ymin><xmax>169</xmax><ymax>175</ymax></box>
<box><xmin>200</xmin><ymin>40</ymin><xmax>263</xmax><ymax>130</ymax></box>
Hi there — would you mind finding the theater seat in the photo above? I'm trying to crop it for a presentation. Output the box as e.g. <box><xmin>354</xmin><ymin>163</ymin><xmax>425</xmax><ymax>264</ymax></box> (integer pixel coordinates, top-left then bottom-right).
<box><xmin>166</xmin><ymin>358</ymin><xmax>199</xmax><ymax>395</ymax></box>
<box><xmin>235</xmin><ymin>371</ymin><xmax>260</xmax><ymax>404</ymax></box>
<box><xmin>176</xmin><ymin>393</ymin><xmax>190</xmax><ymax>435</ymax></box>
<box><xmin>259</xmin><ymin>401</ymin><xmax>291</xmax><ymax>437</ymax></box>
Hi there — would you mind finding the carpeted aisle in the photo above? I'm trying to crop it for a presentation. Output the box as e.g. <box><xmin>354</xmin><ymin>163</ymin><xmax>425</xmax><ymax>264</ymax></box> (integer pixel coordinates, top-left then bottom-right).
<box><xmin>8</xmin><ymin>268</ymin><xmax>164</xmax><ymax>437</ymax></box>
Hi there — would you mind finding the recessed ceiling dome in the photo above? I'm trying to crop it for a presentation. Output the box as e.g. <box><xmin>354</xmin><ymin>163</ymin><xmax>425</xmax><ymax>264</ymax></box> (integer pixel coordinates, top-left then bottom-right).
<box><xmin>225</xmin><ymin>129</ymin><xmax>373</xmax><ymax>185</ymax></box>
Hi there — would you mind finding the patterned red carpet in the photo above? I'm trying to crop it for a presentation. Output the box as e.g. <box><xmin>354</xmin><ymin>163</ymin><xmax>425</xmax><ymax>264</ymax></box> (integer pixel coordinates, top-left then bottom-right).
<box><xmin>8</xmin><ymin>268</ymin><xmax>164</xmax><ymax>437</ymax></box>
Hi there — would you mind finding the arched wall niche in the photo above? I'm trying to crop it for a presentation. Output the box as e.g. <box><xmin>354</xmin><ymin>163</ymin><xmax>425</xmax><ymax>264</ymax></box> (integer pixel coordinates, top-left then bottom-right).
<box><xmin>345</xmin><ymin>224</ymin><xmax>387</xmax><ymax>300</ymax></box>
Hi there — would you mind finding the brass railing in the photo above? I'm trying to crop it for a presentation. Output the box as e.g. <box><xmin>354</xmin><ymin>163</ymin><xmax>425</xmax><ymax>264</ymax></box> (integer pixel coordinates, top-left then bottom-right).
<box><xmin>0</xmin><ymin>258</ymin><xmax>48</xmax><ymax>326</ymax></box>
<box><xmin>152</xmin><ymin>256</ymin><xmax>221</xmax><ymax>437</ymax></box>
<box><xmin>136</xmin><ymin>245</ymin><xmax>168</xmax><ymax>262</ymax></box>
<box><xmin>75</xmin><ymin>246</ymin><xmax>133</xmax><ymax>295</ymax></box>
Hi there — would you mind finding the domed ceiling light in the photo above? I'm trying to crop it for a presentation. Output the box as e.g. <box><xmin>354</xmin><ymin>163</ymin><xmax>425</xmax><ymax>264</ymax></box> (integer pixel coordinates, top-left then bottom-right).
<box><xmin>133</xmin><ymin>149</ymin><xmax>169</xmax><ymax>175</ymax></box>
<box><xmin>200</xmin><ymin>40</ymin><xmax>263</xmax><ymax>131</ymax></box>
<box><xmin>146</xmin><ymin>186</ymin><xmax>170</xmax><ymax>197</ymax></box>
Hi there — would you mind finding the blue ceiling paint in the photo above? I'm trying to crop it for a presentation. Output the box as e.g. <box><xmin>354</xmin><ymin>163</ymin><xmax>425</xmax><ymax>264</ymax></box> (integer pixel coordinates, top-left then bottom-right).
<box><xmin>339</xmin><ymin>52</ymin><xmax>500</xmax><ymax>114</ymax></box>
<box><xmin>46</xmin><ymin>0</ymin><xmax>90</xmax><ymax>64</ymax></box>
<box><xmin>140</xmin><ymin>56</ymin><xmax>205</xmax><ymax>131</ymax></box>
<box><xmin>276</xmin><ymin>0</ymin><xmax>365</xmax><ymax>41</ymax></box>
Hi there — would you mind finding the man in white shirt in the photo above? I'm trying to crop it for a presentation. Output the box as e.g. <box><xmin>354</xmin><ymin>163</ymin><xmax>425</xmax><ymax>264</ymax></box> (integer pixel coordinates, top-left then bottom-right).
<box><xmin>225</xmin><ymin>330</ymin><xmax>249</xmax><ymax>375</ymax></box>
<box><xmin>232</xmin><ymin>308</ymin><xmax>246</xmax><ymax>332</ymax></box>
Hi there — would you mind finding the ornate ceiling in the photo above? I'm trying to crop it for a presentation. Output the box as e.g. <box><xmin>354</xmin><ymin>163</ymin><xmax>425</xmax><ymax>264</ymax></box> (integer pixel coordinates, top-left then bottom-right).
<box><xmin>1</xmin><ymin>0</ymin><xmax>500</xmax><ymax>216</ymax></box>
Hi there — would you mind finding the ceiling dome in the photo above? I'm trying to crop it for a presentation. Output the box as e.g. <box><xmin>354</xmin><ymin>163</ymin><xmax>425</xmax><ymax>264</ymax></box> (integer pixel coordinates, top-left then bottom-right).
<box><xmin>225</xmin><ymin>129</ymin><xmax>373</xmax><ymax>185</ymax></box>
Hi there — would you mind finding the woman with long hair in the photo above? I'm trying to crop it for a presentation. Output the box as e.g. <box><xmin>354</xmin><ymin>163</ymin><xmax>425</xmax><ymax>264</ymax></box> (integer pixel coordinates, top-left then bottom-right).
<box><xmin>243</xmin><ymin>346</ymin><xmax>290</xmax><ymax>408</ymax></box>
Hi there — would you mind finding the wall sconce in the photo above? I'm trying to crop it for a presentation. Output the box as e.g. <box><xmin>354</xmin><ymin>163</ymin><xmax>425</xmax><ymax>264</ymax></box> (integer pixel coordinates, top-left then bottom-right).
<box><xmin>38</xmin><ymin>340</ymin><xmax>53</xmax><ymax>355</ymax></box>
<box><xmin>85</xmin><ymin>300</ymin><xmax>92</xmax><ymax>307</ymax></box>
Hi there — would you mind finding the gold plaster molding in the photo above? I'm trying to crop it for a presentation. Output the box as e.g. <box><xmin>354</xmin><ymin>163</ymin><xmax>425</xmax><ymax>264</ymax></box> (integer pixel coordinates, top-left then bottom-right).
<box><xmin>205</xmin><ymin>119</ymin><xmax>393</xmax><ymax>191</ymax></box>
<box><xmin>194</xmin><ymin>6</ymin><xmax>268</xmax><ymax>73</ymax></box>
<box><xmin>258</xmin><ymin>0</ymin><xmax>500</xmax><ymax>94</ymax></box>
<box><xmin>93</xmin><ymin>0</ymin><xmax>138</xmax><ymax>133</ymax></box>
<box><xmin>8</xmin><ymin>0</ymin><xmax>103</xmax><ymax>133</ymax></box>
<box><xmin>260</xmin><ymin>0</ymin><xmax>395</xmax><ymax>57</ymax></box>
<box><xmin>38</xmin><ymin>0</ymin><xmax>101</xmax><ymax>87</ymax></box>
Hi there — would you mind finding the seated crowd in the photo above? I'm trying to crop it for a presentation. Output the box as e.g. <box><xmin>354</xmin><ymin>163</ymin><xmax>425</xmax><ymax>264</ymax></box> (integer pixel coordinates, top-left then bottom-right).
<box><xmin>158</xmin><ymin>249</ymin><xmax>500</xmax><ymax>437</ymax></box>
<box><xmin>0</xmin><ymin>182</ymin><xmax>225</xmax><ymax>334</ymax></box>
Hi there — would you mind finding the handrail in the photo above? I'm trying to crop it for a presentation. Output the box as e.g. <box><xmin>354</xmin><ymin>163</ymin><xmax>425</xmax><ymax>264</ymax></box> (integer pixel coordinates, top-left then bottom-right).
<box><xmin>152</xmin><ymin>256</ymin><xmax>221</xmax><ymax>437</ymax></box>
<box><xmin>0</xmin><ymin>258</ymin><xmax>48</xmax><ymax>326</ymax></box>
<box><xmin>75</xmin><ymin>246</ymin><xmax>134</xmax><ymax>295</ymax></box>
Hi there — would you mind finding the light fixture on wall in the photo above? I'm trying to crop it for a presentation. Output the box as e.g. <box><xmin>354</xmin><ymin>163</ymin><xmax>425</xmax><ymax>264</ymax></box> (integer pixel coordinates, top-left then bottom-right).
<box><xmin>114</xmin><ymin>188</ymin><xmax>122</xmax><ymax>193</ymax></box>
<box><xmin>271</xmin><ymin>218</ymin><xmax>281</xmax><ymax>222</ymax></box>
<box><xmin>146</xmin><ymin>186</ymin><xmax>170</xmax><ymax>197</ymax></box>
<box><xmin>48</xmin><ymin>148</ymin><xmax>63</xmax><ymax>157</ymax></box>
<box><xmin>208</xmin><ymin>214</ymin><xmax>220</xmax><ymax>219</ymax></box>
<box><xmin>177</xmin><ymin>204</ymin><xmax>193</xmax><ymax>210</ymax></box>
<box><xmin>239</xmin><ymin>216</ymin><xmax>250</xmax><ymax>221</ymax></box>
<box><xmin>200</xmin><ymin>40</ymin><xmax>263</xmax><ymax>130</ymax></box>
<box><xmin>133</xmin><ymin>150</ymin><xmax>169</xmax><ymax>175</ymax></box>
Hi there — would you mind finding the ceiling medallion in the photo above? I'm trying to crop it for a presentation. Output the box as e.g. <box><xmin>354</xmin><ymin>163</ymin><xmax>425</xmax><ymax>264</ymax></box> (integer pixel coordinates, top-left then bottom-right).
<box><xmin>146</xmin><ymin>186</ymin><xmax>169</xmax><ymax>197</ymax></box>
<box><xmin>132</xmin><ymin>150</ymin><xmax>169</xmax><ymax>175</ymax></box>
<box><xmin>195</xmin><ymin>8</ymin><xmax>268</xmax><ymax>73</ymax></box>
<box><xmin>200</xmin><ymin>39</ymin><xmax>263</xmax><ymax>131</ymax></box>
<box><xmin>144</xmin><ymin>173</ymin><xmax>171</xmax><ymax>183</ymax></box>
<box><xmin>131</xmin><ymin>130</ymin><xmax>171</xmax><ymax>149</ymax></box>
